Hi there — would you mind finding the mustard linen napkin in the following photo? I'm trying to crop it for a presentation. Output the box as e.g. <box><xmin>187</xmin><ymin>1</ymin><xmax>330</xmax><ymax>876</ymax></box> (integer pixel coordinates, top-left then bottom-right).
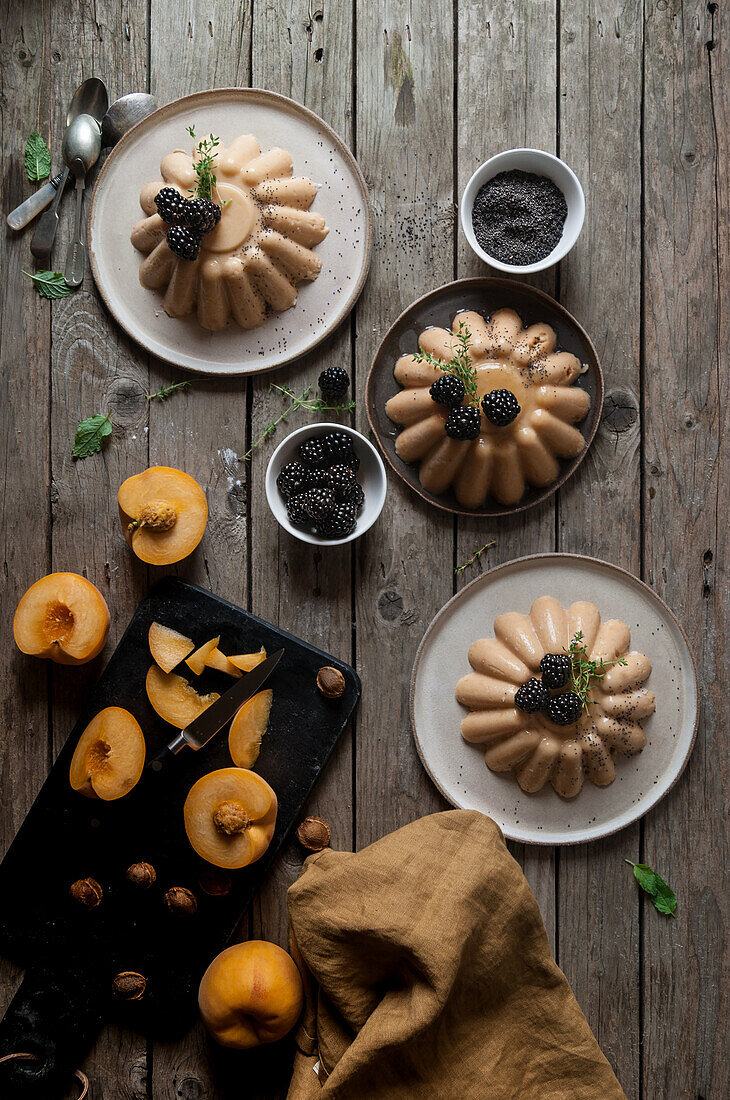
<box><xmin>286</xmin><ymin>809</ymin><xmax>627</xmax><ymax>1099</ymax></box>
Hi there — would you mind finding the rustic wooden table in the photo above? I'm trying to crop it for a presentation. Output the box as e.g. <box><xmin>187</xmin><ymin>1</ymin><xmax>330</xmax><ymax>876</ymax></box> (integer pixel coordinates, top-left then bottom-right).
<box><xmin>1</xmin><ymin>1</ymin><xmax>727</xmax><ymax>1097</ymax></box>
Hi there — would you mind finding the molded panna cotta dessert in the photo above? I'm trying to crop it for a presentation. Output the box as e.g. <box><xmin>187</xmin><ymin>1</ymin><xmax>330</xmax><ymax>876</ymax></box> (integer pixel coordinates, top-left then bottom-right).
<box><xmin>456</xmin><ymin>597</ymin><xmax>655</xmax><ymax>798</ymax></box>
<box><xmin>385</xmin><ymin>308</ymin><xmax>591</xmax><ymax>508</ymax></box>
<box><xmin>131</xmin><ymin>135</ymin><xmax>328</xmax><ymax>331</ymax></box>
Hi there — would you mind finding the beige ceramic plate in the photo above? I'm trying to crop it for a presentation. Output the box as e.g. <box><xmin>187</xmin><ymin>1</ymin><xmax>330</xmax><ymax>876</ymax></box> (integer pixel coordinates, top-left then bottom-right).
<box><xmin>411</xmin><ymin>554</ymin><xmax>698</xmax><ymax>845</ymax></box>
<box><xmin>88</xmin><ymin>88</ymin><xmax>371</xmax><ymax>376</ymax></box>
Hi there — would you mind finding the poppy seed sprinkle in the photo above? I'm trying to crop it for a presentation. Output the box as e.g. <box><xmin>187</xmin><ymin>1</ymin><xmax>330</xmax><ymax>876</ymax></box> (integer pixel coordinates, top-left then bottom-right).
<box><xmin>471</xmin><ymin>169</ymin><xmax>568</xmax><ymax>266</ymax></box>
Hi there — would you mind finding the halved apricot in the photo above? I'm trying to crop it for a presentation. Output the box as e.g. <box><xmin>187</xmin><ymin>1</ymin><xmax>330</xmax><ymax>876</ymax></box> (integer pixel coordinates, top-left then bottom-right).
<box><xmin>70</xmin><ymin>707</ymin><xmax>146</xmax><ymax>800</ymax></box>
<box><xmin>184</xmin><ymin>768</ymin><xmax>277</xmax><ymax>869</ymax></box>
<box><xmin>205</xmin><ymin>648</ymin><xmax>243</xmax><ymax>678</ymax></box>
<box><xmin>13</xmin><ymin>572</ymin><xmax>110</xmax><ymax>665</ymax></box>
<box><xmin>149</xmin><ymin>622</ymin><xmax>195</xmax><ymax>674</ymax></box>
<box><xmin>118</xmin><ymin>466</ymin><xmax>208</xmax><ymax>565</ymax></box>
<box><xmin>146</xmin><ymin>665</ymin><xmax>219</xmax><ymax>728</ymax></box>
<box><xmin>186</xmin><ymin>636</ymin><xmax>220</xmax><ymax>676</ymax></box>
<box><xmin>228</xmin><ymin>690</ymin><xmax>273</xmax><ymax>768</ymax></box>
<box><xmin>228</xmin><ymin>648</ymin><xmax>267</xmax><ymax>673</ymax></box>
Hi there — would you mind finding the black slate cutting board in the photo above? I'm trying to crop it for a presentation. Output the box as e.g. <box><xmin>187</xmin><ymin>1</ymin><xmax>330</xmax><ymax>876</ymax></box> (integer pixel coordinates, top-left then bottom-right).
<box><xmin>0</xmin><ymin>577</ymin><xmax>359</xmax><ymax>1097</ymax></box>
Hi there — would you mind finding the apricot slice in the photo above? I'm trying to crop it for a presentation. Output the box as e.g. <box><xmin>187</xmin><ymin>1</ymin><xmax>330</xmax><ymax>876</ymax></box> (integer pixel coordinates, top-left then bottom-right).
<box><xmin>186</xmin><ymin>636</ymin><xmax>220</xmax><ymax>676</ymax></box>
<box><xmin>146</xmin><ymin>665</ymin><xmax>219</xmax><ymax>728</ymax></box>
<box><xmin>205</xmin><ymin>647</ymin><xmax>243</xmax><ymax>678</ymax></box>
<box><xmin>118</xmin><ymin>466</ymin><xmax>208</xmax><ymax>565</ymax></box>
<box><xmin>184</xmin><ymin>768</ymin><xmax>277</xmax><ymax>869</ymax></box>
<box><xmin>13</xmin><ymin>572</ymin><xmax>110</xmax><ymax>665</ymax></box>
<box><xmin>228</xmin><ymin>648</ymin><xmax>267</xmax><ymax>673</ymax></box>
<box><xmin>228</xmin><ymin>690</ymin><xmax>273</xmax><ymax>769</ymax></box>
<box><xmin>70</xmin><ymin>707</ymin><xmax>146</xmax><ymax>800</ymax></box>
<box><xmin>149</xmin><ymin>622</ymin><xmax>195</xmax><ymax>673</ymax></box>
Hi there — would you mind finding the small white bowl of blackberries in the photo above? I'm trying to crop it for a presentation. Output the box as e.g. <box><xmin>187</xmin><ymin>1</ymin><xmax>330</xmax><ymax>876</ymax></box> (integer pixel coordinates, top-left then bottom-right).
<box><xmin>265</xmin><ymin>371</ymin><xmax>387</xmax><ymax>546</ymax></box>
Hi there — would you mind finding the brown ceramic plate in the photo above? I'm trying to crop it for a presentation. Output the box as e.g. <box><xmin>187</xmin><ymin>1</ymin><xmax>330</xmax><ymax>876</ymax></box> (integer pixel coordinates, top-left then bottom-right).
<box><xmin>89</xmin><ymin>88</ymin><xmax>372</xmax><ymax>376</ymax></box>
<box><xmin>366</xmin><ymin>278</ymin><xmax>603</xmax><ymax>516</ymax></box>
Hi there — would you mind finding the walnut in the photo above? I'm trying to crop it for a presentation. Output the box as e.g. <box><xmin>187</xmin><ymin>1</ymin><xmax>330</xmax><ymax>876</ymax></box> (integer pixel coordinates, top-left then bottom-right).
<box><xmin>199</xmin><ymin>869</ymin><xmax>232</xmax><ymax>897</ymax></box>
<box><xmin>112</xmin><ymin>971</ymin><xmax>147</xmax><ymax>1000</ymax></box>
<box><xmin>134</xmin><ymin>500</ymin><xmax>177</xmax><ymax>532</ymax></box>
<box><xmin>316</xmin><ymin>666</ymin><xmax>345</xmax><ymax>699</ymax></box>
<box><xmin>164</xmin><ymin>886</ymin><xmax>197</xmax><ymax>915</ymax></box>
<box><xmin>212</xmin><ymin>799</ymin><xmax>250</xmax><ymax>836</ymax></box>
<box><xmin>69</xmin><ymin>877</ymin><xmax>103</xmax><ymax>909</ymax></box>
<box><xmin>296</xmin><ymin>815</ymin><xmax>331</xmax><ymax>852</ymax></box>
<box><xmin>126</xmin><ymin>862</ymin><xmax>156</xmax><ymax>889</ymax></box>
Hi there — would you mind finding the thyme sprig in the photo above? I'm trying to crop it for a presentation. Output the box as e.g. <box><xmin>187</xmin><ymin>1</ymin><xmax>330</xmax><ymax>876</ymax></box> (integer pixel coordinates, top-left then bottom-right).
<box><xmin>186</xmin><ymin>125</ymin><xmax>221</xmax><ymax>202</ymax></box>
<box><xmin>243</xmin><ymin>384</ymin><xmax>356</xmax><ymax>460</ymax></box>
<box><xmin>566</xmin><ymin>630</ymin><xmax>628</xmax><ymax>709</ymax></box>
<box><xmin>413</xmin><ymin>322</ymin><xmax>479</xmax><ymax>405</ymax></box>
<box><xmin>146</xmin><ymin>381</ymin><xmax>192</xmax><ymax>402</ymax></box>
<box><xmin>454</xmin><ymin>541</ymin><xmax>496</xmax><ymax>575</ymax></box>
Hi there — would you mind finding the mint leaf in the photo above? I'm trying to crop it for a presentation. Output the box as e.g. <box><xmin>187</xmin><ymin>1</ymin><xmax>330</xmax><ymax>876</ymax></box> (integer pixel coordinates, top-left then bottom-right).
<box><xmin>24</xmin><ymin>131</ymin><xmax>51</xmax><ymax>181</ymax></box>
<box><xmin>23</xmin><ymin>269</ymin><xmax>73</xmax><ymax>300</ymax></box>
<box><xmin>625</xmin><ymin>860</ymin><xmax>677</xmax><ymax>917</ymax></box>
<box><xmin>73</xmin><ymin>412</ymin><xmax>113</xmax><ymax>460</ymax></box>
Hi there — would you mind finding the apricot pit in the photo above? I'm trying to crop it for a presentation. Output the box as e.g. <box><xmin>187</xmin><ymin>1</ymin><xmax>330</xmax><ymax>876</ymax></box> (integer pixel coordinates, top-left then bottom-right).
<box><xmin>118</xmin><ymin>466</ymin><xmax>208</xmax><ymax>565</ymax></box>
<box><xmin>184</xmin><ymin>768</ymin><xmax>277</xmax><ymax>869</ymax></box>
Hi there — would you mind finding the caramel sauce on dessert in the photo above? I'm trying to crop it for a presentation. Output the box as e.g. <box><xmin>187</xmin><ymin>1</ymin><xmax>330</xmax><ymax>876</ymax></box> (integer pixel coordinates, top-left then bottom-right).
<box><xmin>455</xmin><ymin>597</ymin><xmax>655</xmax><ymax>798</ymax></box>
<box><xmin>385</xmin><ymin>308</ymin><xmax>591</xmax><ymax>508</ymax></box>
<box><xmin>131</xmin><ymin>135</ymin><xmax>328</xmax><ymax>332</ymax></box>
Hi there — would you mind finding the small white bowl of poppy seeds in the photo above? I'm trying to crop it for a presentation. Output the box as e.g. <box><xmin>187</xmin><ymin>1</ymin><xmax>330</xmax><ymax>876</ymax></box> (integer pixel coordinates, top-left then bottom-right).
<box><xmin>460</xmin><ymin>148</ymin><xmax>585</xmax><ymax>274</ymax></box>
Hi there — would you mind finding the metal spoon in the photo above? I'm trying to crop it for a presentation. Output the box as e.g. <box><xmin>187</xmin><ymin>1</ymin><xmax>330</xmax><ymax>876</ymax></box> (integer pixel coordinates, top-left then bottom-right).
<box><xmin>101</xmin><ymin>92</ymin><xmax>157</xmax><ymax>146</ymax></box>
<box><xmin>13</xmin><ymin>78</ymin><xmax>108</xmax><ymax>237</ymax></box>
<box><xmin>62</xmin><ymin>114</ymin><xmax>102</xmax><ymax>286</ymax></box>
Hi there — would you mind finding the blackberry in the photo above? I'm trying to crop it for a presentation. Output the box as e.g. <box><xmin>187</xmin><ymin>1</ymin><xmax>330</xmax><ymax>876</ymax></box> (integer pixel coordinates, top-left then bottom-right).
<box><xmin>515</xmin><ymin>678</ymin><xmax>550</xmax><ymax>714</ymax></box>
<box><xmin>319</xmin><ymin>502</ymin><xmax>357</xmax><ymax>539</ymax></box>
<box><xmin>301</xmin><ymin>487</ymin><xmax>336</xmax><ymax>520</ymax></box>
<box><xmin>445</xmin><ymin>405</ymin><xmax>481</xmax><ymax>441</ymax></box>
<box><xmin>298</xmin><ymin>437</ymin><xmax>328</xmax><ymax>467</ymax></box>
<box><xmin>540</xmin><ymin>652</ymin><xmax>572</xmax><ymax>689</ymax></box>
<box><xmin>340</xmin><ymin>448</ymin><xmax>360</xmax><ymax>473</ymax></box>
<box><xmin>327</xmin><ymin>464</ymin><xmax>356</xmax><ymax>499</ymax></box>
<box><xmin>166</xmin><ymin>225</ymin><xmax>202</xmax><ymax>261</ymax></box>
<box><xmin>184</xmin><ymin>198</ymin><xmax>222</xmax><ymax>234</ymax></box>
<box><xmin>318</xmin><ymin>366</ymin><xmax>350</xmax><ymax>403</ymax></box>
<box><xmin>302</xmin><ymin>468</ymin><xmax>331</xmax><ymax>489</ymax></box>
<box><xmin>276</xmin><ymin>461</ymin><xmax>308</xmax><ymax>499</ymax></box>
<box><xmin>481</xmin><ymin>388</ymin><xmax>521</xmax><ymax>427</ymax></box>
<box><xmin>343</xmin><ymin>482</ymin><xmax>365</xmax><ymax>512</ymax></box>
<box><xmin>155</xmin><ymin>187</ymin><xmax>187</xmax><ymax>224</ymax></box>
<box><xmin>320</xmin><ymin>431</ymin><xmax>354</xmax><ymax>461</ymax></box>
<box><xmin>545</xmin><ymin>692</ymin><xmax>583</xmax><ymax>726</ymax></box>
<box><xmin>430</xmin><ymin>373</ymin><xmax>465</xmax><ymax>408</ymax></box>
<box><xmin>286</xmin><ymin>494</ymin><xmax>310</xmax><ymax>527</ymax></box>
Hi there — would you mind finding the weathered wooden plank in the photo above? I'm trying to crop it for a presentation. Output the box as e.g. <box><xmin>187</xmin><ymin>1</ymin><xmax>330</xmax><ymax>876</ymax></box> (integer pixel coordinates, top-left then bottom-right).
<box><xmin>455</xmin><ymin>0</ymin><xmax>559</xmax><ymax>951</ymax></box>
<box><xmin>146</xmin><ymin>5</ymin><xmax>253</xmax><ymax>1098</ymax></box>
<box><xmin>642</xmin><ymin>2</ymin><xmax>728</xmax><ymax>1097</ymax></box>
<box><xmin>354</xmin><ymin>2</ymin><xmax>455</xmax><ymax>852</ymax></box>
<box><xmin>44</xmin><ymin>3</ymin><xmax>151</xmax><ymax>1097</ymax></box>
<box><xmin>0</xmin><ymin>0</ymin><xmax>53</xmax><ymax>1033</ymax></box>
<box><xmin>556</xmin><ymin>4</ymin><xmax>644</xmax><ymax>1094</ymax></box>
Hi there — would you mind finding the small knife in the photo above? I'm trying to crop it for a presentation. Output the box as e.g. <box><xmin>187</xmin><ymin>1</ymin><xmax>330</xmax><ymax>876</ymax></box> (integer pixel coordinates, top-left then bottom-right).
<box><xmin>148</xmin><ymin>648</ymin><xmax>284</xmax><ymax>771</ymax></box>
<box><xmin>6</xmin><ymin>172</ymin><xmax>67</xmax><ymax>231</ymax></box>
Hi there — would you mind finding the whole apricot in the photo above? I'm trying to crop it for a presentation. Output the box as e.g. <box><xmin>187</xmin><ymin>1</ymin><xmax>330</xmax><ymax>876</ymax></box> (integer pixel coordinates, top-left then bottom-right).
<box><xmin>198</xmin><ymin>941</ymin><xmax>303</xmax><ymax>1049</ymax></box>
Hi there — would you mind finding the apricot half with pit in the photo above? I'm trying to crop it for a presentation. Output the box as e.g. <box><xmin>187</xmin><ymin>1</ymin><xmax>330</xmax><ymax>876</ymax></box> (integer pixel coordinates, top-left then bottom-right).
<box><xmin>69</xmin><ymin>707</ymin><xmax>146</xmax><ymax>800</ymax></box>
<box><xmin>228</xmin><ymin>690</ymin><xmax>273</xmax><ymax>769</ymax></box>
<box><xmin>13</xmin><ymin>572</ymin><xmax>110</xmax><ymax>665</ymax></box>
<box><xmin>198</xmin><ymin>940</ymin><xmax>303</xmax><ymax>1049</ymax></box>
<box><xmin>118</xmin><ymin>466</ymin><xmax>208</xmax><ymax>565</ymax></box>
<box><xmin>149</xmin><ymin>622</ymin><xmax>194</xmax><ymax>673</ymax></box>
<box><xmin>146</xmin><ymin>665</ymin><xmax>219</xmax><ymax>728</ymax></box>
<box><xmin>184</xmin><ymin>768</ymin><xmax>277</xmax><ymax>869</ymax></box>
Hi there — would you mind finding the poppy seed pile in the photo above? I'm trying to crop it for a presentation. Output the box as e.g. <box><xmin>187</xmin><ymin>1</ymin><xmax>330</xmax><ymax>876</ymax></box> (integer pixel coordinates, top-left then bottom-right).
<box><xmin>471</xmin><ymin>169</ymin><xmax>568</xmax><ymax>266</ymax></box>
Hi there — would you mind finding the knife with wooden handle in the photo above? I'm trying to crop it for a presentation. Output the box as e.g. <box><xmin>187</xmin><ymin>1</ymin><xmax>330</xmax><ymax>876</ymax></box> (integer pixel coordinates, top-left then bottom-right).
<box><xmin>148</xmin><ymin>648</ymin><xmax>284</xmax><ymax>771</ymax></box>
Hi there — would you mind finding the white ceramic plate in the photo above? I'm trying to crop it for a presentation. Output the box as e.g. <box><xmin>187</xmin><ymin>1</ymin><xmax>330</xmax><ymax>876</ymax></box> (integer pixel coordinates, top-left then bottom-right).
<box><xmin>88</xmin><ymin>88</ymin><xmax>371</xmax><ymax>376</ymax></box>
<box><xmin>411</xmin><ymin>554</ymin><xmax>698</xmax><ymax>845</ymax></box>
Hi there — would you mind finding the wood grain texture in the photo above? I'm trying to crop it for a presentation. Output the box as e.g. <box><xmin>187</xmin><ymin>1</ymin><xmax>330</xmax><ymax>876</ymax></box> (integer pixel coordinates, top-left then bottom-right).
<box><xmin>455</xmin><ymin>0</ymin><xmax>559</xmax><ymax>950</ymax></box>
<box><xmin>557</xmin><ymin>3</ymin><xmax>643</xmax><ymax>1092</ymax></box>
<box><xmin>354</xmin><ymin>0</ymin><xmax>455</xmax><ymax>849</ymax></box>
<box><xmin>642</xmin><ymin>2</ymin><xmax>728</xmax><ymax>1097</ymax></box>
